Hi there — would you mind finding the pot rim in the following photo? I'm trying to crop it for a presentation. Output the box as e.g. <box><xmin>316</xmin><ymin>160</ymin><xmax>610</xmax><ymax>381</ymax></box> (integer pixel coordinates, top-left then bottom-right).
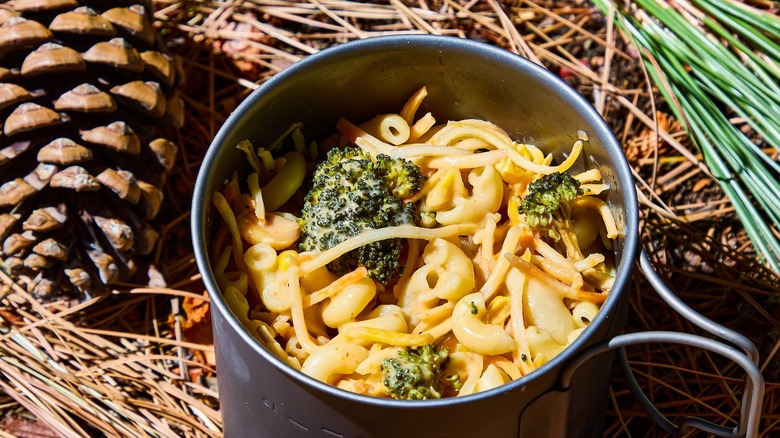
<box><xmin>191</xmin><ymin>34</ymin><xmax>640</xmax><ymax>408</ymax></box>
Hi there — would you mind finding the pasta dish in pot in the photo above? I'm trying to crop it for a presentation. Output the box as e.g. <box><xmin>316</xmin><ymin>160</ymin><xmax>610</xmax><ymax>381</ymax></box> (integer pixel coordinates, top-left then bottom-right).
<box><xmin>210</xmin><ymin>87</ymin><xmax>620</xmax><ymax>399</ymax></box>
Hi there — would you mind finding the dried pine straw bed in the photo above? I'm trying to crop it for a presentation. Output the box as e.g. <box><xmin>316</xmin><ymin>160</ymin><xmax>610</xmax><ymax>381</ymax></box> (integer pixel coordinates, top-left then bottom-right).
<box><xmin>2</xmin><ymin>1</ymin><xmax>779</xmax><ymax>436</ymax></box>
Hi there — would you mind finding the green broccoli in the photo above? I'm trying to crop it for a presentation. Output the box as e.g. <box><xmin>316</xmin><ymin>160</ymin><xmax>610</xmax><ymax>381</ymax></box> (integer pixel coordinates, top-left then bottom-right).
<box><xmin>381</xmin><ymin>345</ymin><xmax>459</xmax><ymax>400</ymax></box>
<box><xmin>298</xmin><ymin>146</ymin><xmax>423</xmax><ymax>284</ymax></box>
<box><xmin>374</xmin><ymin>154</ymin><xmax>424</xmax><ymax>199</ymax></box>
<box><xmin>519</xmin><ymin>171</ymin><xmax>585</xmax><ymax>258</ymax></box>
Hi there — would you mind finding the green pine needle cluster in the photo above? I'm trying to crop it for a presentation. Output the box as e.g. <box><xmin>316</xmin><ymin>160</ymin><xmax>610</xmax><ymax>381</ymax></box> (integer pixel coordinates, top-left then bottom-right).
<box><xmin>593</xmin><ymin>0</ymin><xmax>780</xmax><ymax>273</ymax></box>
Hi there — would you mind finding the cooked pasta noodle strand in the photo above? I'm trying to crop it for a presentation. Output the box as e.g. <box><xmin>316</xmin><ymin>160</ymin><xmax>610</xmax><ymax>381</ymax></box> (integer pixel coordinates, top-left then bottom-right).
<box><xmin>503</xmin><ymin>252</ymin><xmax>575</xmax><ymax>300</ymax></box>
<box><xmin>452</xmin><ymin>137</ymin><xmax>491</xmax><ymax>152</ymax></box>
<box><xmin>573</xmin><ymin>253</ymin><xmax>606</xmax><ymax>271</ymax></box>
<box><xmin>212</xmin><ymin>191</ymin><xmax>246</xmax><ymax>272</ymax></box>
<box><xmin>425</xmin><ymin>149</ymin><xmax>507</xmax><ymax>169</ymax></box>
<box><xmin>430</xmin><ymin>120</ymin><xmax>583</xmax><ymax>174</ymax></box>
<box><xmin>285</xmin><ymin>261</ymin><xmax>320</xmax><ymax>353</ymax></box>
<box><xmin>337</xmin><ymin>118</ymin><xmax>396</xmax><ymax>156</ymax></box>
<box><xmin>505</xmin><ymin>266</ymin><xmax>535</xmax><ymax>375</ymax></box>
<box><xmin>575</xmin><ymin>290</ymin><xmax>608</xmax><ymax>304</ymax></box>
<box><xmin>400</xmin><ymin>86</ymin><xmax>428</xmax><ymax>123</ymax></box>
<box><xmin>474</xmin><ymin>212</ymin><xmax>500</xmax><ymax>275</ymax></box>
<box><xmin>580</xmin><ymin>183</ymin><xmax>610</xmax><ymax>195</ymax></box>
<box><xmin>486</xmin><ymin>356</ymin><xmax>523</xmax><ymax>381</ymax></box>
<box><xmin>531</xmin><ymin>236</ymin><xmax>570</xmax><ymax>266</ymax></box>
<box><xmin>214</xmin><ymin>245</ymin><xmax>232</xmax><ymax>279</ymax></box>
<box><xmin>372</xmin><ymin>141</ymin><xmax>472</xmax><ymax>160</ymax></box>
<box><xmin>529</xmin><ymin>254</ymin><xmax>584</xmax><ymax>291</ymax></box>
<box><xmin>408</xmin><ymin>112</ymin><xmax>436</xmax><ymax>142</ymax></box>
<box><xmin>573</xmin><ymin>168</ymin><xmax>602</xmax><ymax>183</ymax></box>
<box><xmin>247</xmin><ymin>172</ymin><xmax>265</xmax><ymax>221</ymax></box>
<box><xmin>302</xmin><ymin>267</ymin><xmax>369</xmax><ymax>308</ymax></box>
<box><xmin>413</xmin><ymin>318</ymin><xmax>453</xmax><ymax>342</ymax></box>
<box><xmin>342</xmin><ymin>327</ymin><xmax>434</xmax><ymax>347</ymax></box>
<box><xmin>417</xmin><ymin>303</ymin><xmax>455</xmax><ymax>326</ymax></box>
<box><xmin>430</xmin><ymin>119</ymin><xmax>513</xmax><ymax>145</ymax></box>
<box><xmin>480</xmin><ymin>226</ymin><xmax>529</xmax><ymax>301</ymax></box>
<box><xmin>299</xmin><ymin>224</ymin><xmax>478</xmax><ymax>276</ymax></box>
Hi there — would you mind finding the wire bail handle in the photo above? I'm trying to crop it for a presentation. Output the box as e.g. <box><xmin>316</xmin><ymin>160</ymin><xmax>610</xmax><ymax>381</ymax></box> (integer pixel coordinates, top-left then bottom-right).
<box><xmin>560</xmin><ymin>250</ymin><xmax>764</xmax><ymax>437</ymax></box>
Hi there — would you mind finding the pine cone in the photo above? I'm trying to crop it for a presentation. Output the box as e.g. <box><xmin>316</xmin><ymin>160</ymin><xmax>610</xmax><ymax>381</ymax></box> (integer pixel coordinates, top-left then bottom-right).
<box><xmin>0</xmin><ymin>0</ymin><xmax>183</xmax><ymax>300</ymax></box>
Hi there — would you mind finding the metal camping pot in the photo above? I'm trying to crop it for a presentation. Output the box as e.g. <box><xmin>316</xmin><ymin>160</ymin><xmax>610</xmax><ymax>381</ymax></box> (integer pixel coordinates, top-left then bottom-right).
<box><xmin>192</xmin><ymin>35</ymin><xmax>764</xmax><ymax>438</ymax></box>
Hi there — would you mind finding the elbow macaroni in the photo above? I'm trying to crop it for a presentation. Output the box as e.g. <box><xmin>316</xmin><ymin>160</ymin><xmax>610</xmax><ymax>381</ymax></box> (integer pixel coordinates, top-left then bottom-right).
<box><xmin>212</xmin><ymin>86</ymin><xmax>620</xmax><ymax>399</ymax></box>
<box><xmin>425</xmin><ymin>165</ymin><xmax>504</xmax><ymax>226</ymax></box>
<box><xmin>398</xmin><ymin>238</ymin><xmax>475</xmax><ymax>326</ymax></box>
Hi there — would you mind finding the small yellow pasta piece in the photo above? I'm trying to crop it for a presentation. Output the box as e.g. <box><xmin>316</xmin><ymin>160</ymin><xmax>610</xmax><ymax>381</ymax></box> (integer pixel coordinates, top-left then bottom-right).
<box><xmin>452</xmin><ymin>292</ymin><xmax>516</xmax><ymax>355</ymax></box>
<box><xmin>486</xmin><ymin>295</ymin><xmax>511</xmax><ymax>325</ymax></box>
<box><xmin>360</xmin><ymin>114</ymin><xmax>411</xmax><ymax>146</ymax></box>
<box><xmin>212</xmin><ymin>191</ymin><xmax>245</xmax><ymax>272</ymax></box>
<box><xmin>474</xmin><ymin>364</ymin><xmax>509</xmax><ymax>393</ymax></box>
<box><xmin>571</xmin><ymin>208</ymin><xmax>601</xmax><ymax>250</ymax></box>
<box><xmin>408</xmin><ymin>112</ymin><xmax>436</xmax><ymax>142</ymax></box>
<box><xmin>322</xmin><ymin>276</ymin><xmax>377</xmax><ymax>328</ymax></box>
<box><xmin>301</xmin><ymin>341</ymin><xmax>369</xmax><ymax>384</ymax></box>
<box><xmin>341</xmin><ymin>327</ymin><xmax>433</xmax><ymax>347</ymax></box>
<box><xmin>572</xmin><ymin>301</ymin><xmax>599</xmax><ymax>329</ymax></box>
<box><xmin>398</xmin><ymin>238</ymin><xmax>475</xmax><ymax>326</ymax></box>
<box><xmin>300</xmin><ymin>264</ymin><xmax>339</xmax><ymax>295</ymax></box>
<box><xmin>526</xmin><ymin>326</ymin><xmax>566</xmax><ymax>364</ymax></box>
<box><xmin>522</xmin><ymin>269</ymin><xmax>577</xmax><ymax>345</ymax></box>
<box><xmin>261</xmin><ymin>151</ymin><xmax>306</xmax><ymax>211</ymax></box>
<box><xmin>237</xmin><ymin>210</ymin><xmax>300</xmax><ymax>250</ymax></box>
<box><xmin>216</xmin><ymin>270</ymin><xmax>248</xmax><ymax>297</ymax></box>
<box><xmin>400</xmin><ymin>86</ymin><xmax>428</xmax><ymax>124</ymax></box>
<box><xmin>572</xmin><ymin>196</ymin><xmax>620</xmax><ymax>239</ymax></box>
<box><xmin>451</xmin><ymin>351</ymin><xmax>484</xmax><ymax>397</ymax></box>
<box><xmin>355</xmin><ymin>346</ymin><xmax>403</xmax><ymax>375</ymax></box>
<box><xmin>418</xmin><ymin>238</ymin><xmax>475</xmax><ymax>302</ymax></box>
<box><xmin>426</xmin><ymin>165</ymin><xmax>504</xmax><ymax>226</ymax></box>
<box><xmin>338</xmin><ymin>305</ymin><xmax>408</xmax><ymax>339</ymax></box>
<box><xmin>245</xmin><ymin>244</ymin><xmax>292</xmax><ymax>313</ymax></box>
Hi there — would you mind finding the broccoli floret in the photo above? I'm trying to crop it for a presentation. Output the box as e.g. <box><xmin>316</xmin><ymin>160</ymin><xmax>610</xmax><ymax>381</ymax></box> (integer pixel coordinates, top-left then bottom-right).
<box><xmin>298</xmin><ymin>146</ymin><xmax>422</xmax><ymax>284</ymax></box>
<box><xmin>419</xmin><ymin>209</ymin><xmax>437</xmax><ymax>228</ymax></box>
<box><xmin>519</xmin><ymin>171</ymin><xmax>585</xmax><ymax>258</ymax></box>
<box><xmin>381</xmin><ymin>345</ymin><xmax>459</xmax><ymax>400</ymax></box>
<box><xmin>374</xmin><ymin>154</ymin><xmax>424</xmax><ymax>199</ymax></box>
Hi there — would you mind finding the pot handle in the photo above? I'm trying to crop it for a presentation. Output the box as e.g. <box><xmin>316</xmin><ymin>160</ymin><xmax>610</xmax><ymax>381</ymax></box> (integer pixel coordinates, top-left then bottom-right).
<box><xmin>560</xmin><ymin>250</ymin><xmax>765</xmax><ymax>437</ymax></box>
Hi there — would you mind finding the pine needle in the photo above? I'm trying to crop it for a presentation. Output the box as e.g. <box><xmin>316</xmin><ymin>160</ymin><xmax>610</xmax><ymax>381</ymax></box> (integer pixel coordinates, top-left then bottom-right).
<box><xmin>592</xmin><ymin>0</ymin><xmax>780</xmax><ymax>273</ymax></box>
